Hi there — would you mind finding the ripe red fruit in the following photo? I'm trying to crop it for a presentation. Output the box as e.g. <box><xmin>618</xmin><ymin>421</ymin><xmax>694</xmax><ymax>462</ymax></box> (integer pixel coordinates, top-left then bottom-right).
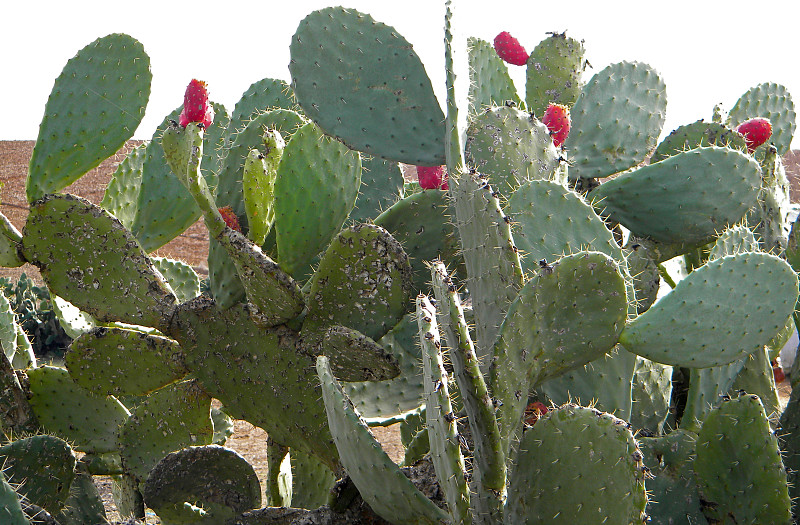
<box><xmin>218</xmin><ymin>206</ymin><xmax>241</xmax><ymax>232</ymax></box>
<box><xmin>772</xmin><ymin>359</ymin><xmax>786</xmax><ymax>383</ymax></box>
<box><xmin>493</xmin><ymin>31</ymin><xmax>529</xmax><ymax>66</ymax></box>
<box><xmin>735</xmin><ymin>117</ymin><xmax>772</xmax><ymax>153</ymax></box>
<box><xmin>542</xmin><ymin>103</ymin><xmax>571</xmax><ymax>147</ymax></box>
<box><xmin>179</xmin><ymin>79</ymin><xmax>214</xmax><ymax>128</ymax></box>
<box><xmin>524</xmin><ymin>401</ymin><xmax>549</xmax><ymax>426</ymax></box>
<box><xmin>417</xmin><ymin>165</ymin><xmax>448</xmax><ymax>190</ymax></box>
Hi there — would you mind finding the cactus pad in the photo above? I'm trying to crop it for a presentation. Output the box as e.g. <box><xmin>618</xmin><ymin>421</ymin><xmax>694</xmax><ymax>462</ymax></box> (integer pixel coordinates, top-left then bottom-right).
<box><xmin>27</xmin><ymin>365</ymin><xmax>129</xmax><ymax>453</ymax></box>
<box><xmin>316</xmin><ymin>355</ymin><xmax>450</xmax><ymax>524</ymax></box>
<box><xmin>468</xmin><ymin>37</ymin><xmax>521</xmax><ymax>115</ymax></box>
<box><xmin>290</xmin><ymin>7</ymin><xmax>446</xmax><ymax>165</ymax></box>
<box><xmin>728</xmin><ymin>82</ymin><xmax>796</xmax><ymax>156</ymax></box>
<box><xmin>465</xmin><ymin>104</ymin><xmax>560</xmax><ymax>192</ymax></box>
<box><xmin>590</xmin><ymin>146</ymin><xmax>761</xmax><ymax>245</ymax></box>
<box><xmin>525</xmin><ymin>32</ymin><xmax>586</xmax><ymax>117</ymax></box>
<box><xmin>143</xmin><ymin>445</ymin><xmax>261</xmax><ymax>523</ymax></box>
<box><xmin>21</xmin><ymin>194</ymin><xmax>177</xmax><ymax>330</ymax></box>
<box><xmin>694</xmin><ymin>394</ymin><xmax>791</xmax><ymax>524</ymax></box>
<box><xmin>27</xmin><ymin>34</ymin><xmax>151</xmax><ymax>202</ymax></box>
<box><xmin>506</xmin><ymin>404</ymin><xmax>648</xmax><ymax>524</ymax></box>
<box><xmin>620</xmin><ymin>252</ymin><xmax>797</xmax><ymax>368</ymax></box>
<box><xmin>566</xmin><ymin>61</ymin><xmax>667</xmax><ymax>180</ymax></box>
<box><xmin>303</xmin><ymin>223</ymin><xmax>413</xmax><ymax>344</ymax></box>
<box><xmin>66</xmin><ymin>327</ymin><xmax>187</xmax><ymax>396</ymax></box>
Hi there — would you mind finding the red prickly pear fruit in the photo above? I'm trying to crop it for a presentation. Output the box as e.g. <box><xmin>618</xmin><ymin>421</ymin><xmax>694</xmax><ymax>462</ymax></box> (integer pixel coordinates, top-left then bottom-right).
<box><xmin>493</xmin><ymin>31</ymin><xmax>529</xmax><ymax>66</ymax></box>
<box><xmin>218</xmin><ymin>206</ymin><xmax>241</xmax><ymax>232</ymax></box>
<box><xmin>417</xmin><ymin>165</ymin><xmax>448</xmax><ymax>190</ymax></box>
<box><xmin>735</xmin><ymin>117</ymin><xmax>772</xmax><ymax>153</ymax></box>
<box><xmin>523</xmin><ymin>401</ymin><xmax>549</xmax><ymax>426</ymax></box>
<box><xmin>542</xmin><ymin>103</ymin><xmax>571</xmax><ymax>147</ymax></box>
<box><xmin>772</xmin><ymin>359</ymin><xmax>785</xmax><ymax>383</ymax></box>
<box><xmin>179</xmin><ymin>79</ymin><xmax>214</xmax><ymax>128</ymax></box>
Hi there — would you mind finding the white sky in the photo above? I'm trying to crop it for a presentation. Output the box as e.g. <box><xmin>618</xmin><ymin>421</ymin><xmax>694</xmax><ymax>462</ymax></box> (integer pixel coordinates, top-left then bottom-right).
<box><xmin>2</xmin><ymin>1</ymin><xmax>799</xmax><ymax>149</ymax></box>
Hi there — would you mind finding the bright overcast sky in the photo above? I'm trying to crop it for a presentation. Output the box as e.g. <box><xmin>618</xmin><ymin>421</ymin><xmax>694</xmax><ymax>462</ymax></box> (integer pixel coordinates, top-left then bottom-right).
<box><xmin>2</xmin><ymin>1</ymin><xmax>799</xmax><ymax>149</ymax></box>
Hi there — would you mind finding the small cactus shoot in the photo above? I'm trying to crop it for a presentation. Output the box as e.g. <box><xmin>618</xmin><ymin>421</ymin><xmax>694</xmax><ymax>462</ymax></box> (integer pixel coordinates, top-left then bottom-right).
<box><xmin>542</xmin><ymin>103</ymin><xmax>571</xmax><ymax>147</ymax></box>
<box><xmin>417</xmin><ymin>165</ymin><xmax>448</xmax><ymax>190</ymax></box>
<box><xmin>735</xmin><ymin>117</ymin><xmax>772</xmax><ymax>152</ymax></box>
<box><xmin>493</xmin><ymin>31</ymin><xmax>529</xmax><ymax>66</ymax></box>
<box><xmin>179</xmin><ymin>79</ymin><xmax>214</xmax><ymax>128</ymax></box>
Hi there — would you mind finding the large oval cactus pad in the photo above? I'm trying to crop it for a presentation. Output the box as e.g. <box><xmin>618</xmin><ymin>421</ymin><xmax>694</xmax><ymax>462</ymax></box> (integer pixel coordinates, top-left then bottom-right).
<box><xmin>290</xmin><ymin>7</ymin><xmax>445</xmax><ymax>165</ymax></box>
<box><xmin>27</xmin><ymin>34</ymin><xmax>151</xmax><ymax>202</ymax></box>
<box><xmin>590</xmin><ymin>146</ymin><xmax>761</xmax><ymax>245</ymax></box>
<box><xmin>619</xmin><ymin>252</ymin><xmax>798</xmax><ymax>368</ymax></box>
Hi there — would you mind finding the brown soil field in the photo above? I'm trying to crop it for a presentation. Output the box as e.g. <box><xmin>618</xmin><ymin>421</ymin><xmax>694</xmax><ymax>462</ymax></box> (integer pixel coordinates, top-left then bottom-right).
<box><xmin>2</xmin><ymin>140</ymin><xmax>798</xmax><ymax>523</ymax></box>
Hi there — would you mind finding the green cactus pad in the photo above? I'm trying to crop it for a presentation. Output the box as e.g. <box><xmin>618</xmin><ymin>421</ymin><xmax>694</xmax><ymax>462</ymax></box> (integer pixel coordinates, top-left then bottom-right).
<box><xmin>169</xmin><ymin>296</ymin><xmax>339</xmax><ymax>469</ymax></box>
<box><xmin>66</xmin><ymin>327</ymin><xmax>187</xmax><ymax>396</ymax></box>
<box><xmin>0</xmin><ymin>212</ymin><xmax>24</xmax><ymax>268</ymax></box>
<box><xmin>728</xmin><ymin>82</ymin><xmax>796</xmax><ymax>156</ymax></box>
<box><xmin>695</xmin><ymin>394</ymin><xmax>791</xmax><ymax>524</ymax></box>
<box><xmin>27</xmin><ymin>34</ymin><xmax>151</xmax><ymax>202</ymax></box>
<box><xmin>143</xmin><ymin>445</ymin><xmax>261</xmax><ymax>524</ymax></box>
<box><xmin>525</xmin><ymin>32</ymin><xmax>586</xmax><ymax>117</ymax></box>
<box><xmin>316</xmin><ymin>355</ymin><xmax>450</xmax><ymax>524</ymax></box>
<box><xmin>651</xmin><ymin>120</ymin><xmax>747</xmax><ymax>163</ymax></box>
<box><xmin>506</xmin><ymin>404</ymin><xmax>648</xmax><ymax>524</ymax></box>
<box><xmin>536</xmin><ymin>347</ymin><xmax>637</xmax><ymax>420</ymax></box>
<box><xmin>27</xmin><ymin>366</ymin><xmax>129</xmax><ymax>453</ymax></box>
<box><xmin>708</xmin><ymin>224</ymin><xmax>759</xmax><ymax>260</ymax></box>
<box><xmin>507</xmin><ymin>178</ymin><xmax>624</xmax><ymax>275</ymax></box>
<box><xmin>625</xmin><ymin>244</ymin><xmax>660</xmax><ymax>314</ymax></box>
<box><xmin>274</xmin><ymin>122</ymin><xmax>361</xmax><ymax>281</ymax></box>
<box><xmin>0</xmin><ymin>471</ymin><xmax>29</xmax><ymax>525</ymax></box>
<box><xmin>748</xmin><ymin>145</ymin><xmax>792</xmax><ymax>254</ymax></box>
<box><xmin>216</xmin><ymin>228</ymin><xmax>305</xmax><ymax>327</ymax></box>
<box><xmin>629</xmin><ymin>357</ymin><xmax>672</xmax><ymax>434</ymax></box>
<box><xmin>467</xmin><ymin>37</ymin><xmax>521</xmax><ymax>115</ymax></box>
<box><xmin>100</xmin><ymin>143</ymin><xmax>146</xmax><ymax>231</ymax></box>
<box><xmin>680</xmin><ymin>361</ymin><xmax>747</xmax><ymax>433</ymax></box>
<box><xmin>590</xmin><ymin>146</ymin><xmax>761</xmax><ymax>245</ymax></box>
<box><xmin>342</xmin><ymin>313</ymin><xmax>424</xmax><ymax>420</ymax></box>
<box><xmin>492</xmin><ymin>252</ymin><xmax>627</xmax><ymax>443</ymax></box>
<box><xmin>290</xmin><ymin>7</ymin><xmax>446</xmax><ymax>165</ymax></box>
<box><xmin>54</xmin><ymin>472</ymin><xmax>108</xmax><ymax>525</ymax></box>
<box><xmin>118</xmin><ymin>379</ymin><xmax>213</xmax><ymax>483</ymax></box>
<box><xmin>0</xmin><ymin>435</ymin><xmax>76</xmax><ymax>516</ymax></box>
<box><xmin>230</xmin><ymin>78</ymin><xmax>300</xmax><ymax>128</ymax></box>
<box><xmin>289</xmin><ymin>449</ymin><xmax>336</xmax><ymax>511</ymax></box>
<box><xmin>731</xmin><ymin>348</ymin><xmax>781</xmax><ymax>419</ymax></box>
<box><xmin>303</xmin><ymin>223</ymin><xmax>413</xmax><ymax>345</ymax></box>
<box><xmin>320</xmin><ymin>325</ymin><xmax>400</xmax><ymax>382</ymax></box>
<box><xmin>638</xmin><ymin>430</ymin><xmax>706</xmax><ymax>524</ymax></box>
<box><xmin>133</xmin><ymin>103</ymin><xmax>229</xmax><ymax>253</ymax></box>
<box><xmin>210</xmin><ymin>109</ymin><xmax>305</xmax><ymax>309</ymax></box>
<box><xmin>619</xmin><ymin>252</ymin><xmax>798</xmax><ymax>368</ymax></box>
<box><xmin>374</xmin><ymin>189</ymin><xmax>461</xmax><ymax>294</ymax></box>
<box><xmin>150</xmin><ymin>256</ymin><xmax>201</xmax><ymax>303</ymax></box>
<box><xmin>465</xmin><ymin>104</ymin><xmax>560</xmax><ymax>192</ymax></box>
<box><xmin>349</xmin><ymin>155</ymin><xmax>405</xmax><ymax>224</ymax></box>
<box><xmin>450</xmin><ymin>172</ymin><xmax>524</xmax><ymax>368</ymax></box>
<box><xmin>566</xmin><ymin>61</ymin><xmax>667</xmax><ymax>180</ymax></box>
<box><xmin>21</xmin><ymin>194</ymin><xmax>177</xmax><ymax>330</ymax></box>
<box><xmin>243</xmin><ymin>138</ymin><xmax>280</xmax><ymax>246</ymax></box>
<box><xmin>417</xmin><ymin>294</ymin><xmax>473</xmax><ymax>524</ymax></box>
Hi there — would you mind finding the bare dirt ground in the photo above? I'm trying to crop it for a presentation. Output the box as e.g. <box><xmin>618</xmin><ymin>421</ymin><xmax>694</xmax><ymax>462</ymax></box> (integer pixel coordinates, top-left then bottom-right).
<box><xmin>2</xmin><ymin>140</ymin><xmax>799</xmax><ymax>523</ymax></box>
